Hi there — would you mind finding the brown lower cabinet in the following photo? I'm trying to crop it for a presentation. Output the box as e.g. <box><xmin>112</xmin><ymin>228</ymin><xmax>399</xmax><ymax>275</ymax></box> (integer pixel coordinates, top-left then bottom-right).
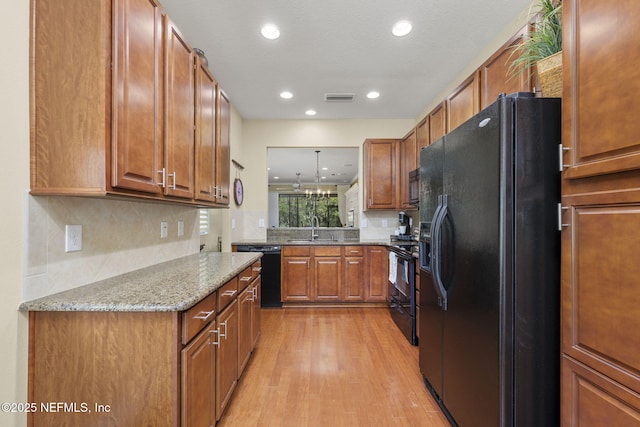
<box><xmin>182</xmin><ymin>318</ymin><xmax>217</xmax><ymax>427</ymax></box>
<box><xmin>215</xmin><ymin>299</ymin><xmax>238</xmax><ymax>421</ymax></box>
<box><xmin>27</xmin><ymin>262</ymin><xmax>260</xmax><ymax>427</ymax></box>
<box><xmin>281</xmin><ymin>245</ymin><xmax>388</xmax><ymax>303</ymax></box>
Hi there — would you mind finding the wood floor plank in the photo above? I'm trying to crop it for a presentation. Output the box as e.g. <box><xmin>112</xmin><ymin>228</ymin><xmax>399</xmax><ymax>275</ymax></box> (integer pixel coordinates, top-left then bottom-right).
<box><xmin>218</xmin><ymin>308</ymin><xmax>450</xmax><ymax>427</ymax></box>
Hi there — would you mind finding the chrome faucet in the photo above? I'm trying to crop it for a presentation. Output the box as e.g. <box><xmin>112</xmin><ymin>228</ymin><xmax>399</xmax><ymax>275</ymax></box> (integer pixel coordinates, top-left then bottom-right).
<box><xmin>311</xmin><ymin>215</ymin><xmax>320</xmax><ymax>241</ymax></box>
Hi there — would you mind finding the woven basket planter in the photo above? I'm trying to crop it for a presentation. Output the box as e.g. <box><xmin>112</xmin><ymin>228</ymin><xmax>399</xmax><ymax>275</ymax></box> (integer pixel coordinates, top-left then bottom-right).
<box><xmin>536</xmin><ymin>51</ymin><xmax>563</xmax><ymax>97</ymax></box>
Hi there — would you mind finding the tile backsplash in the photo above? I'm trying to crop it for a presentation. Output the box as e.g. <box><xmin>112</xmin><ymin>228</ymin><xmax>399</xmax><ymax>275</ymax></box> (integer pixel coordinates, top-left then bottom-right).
<box><xmin>23</xmin><ymin>194</ymin><xmax>200</xmax><ymax>301</ymax></box>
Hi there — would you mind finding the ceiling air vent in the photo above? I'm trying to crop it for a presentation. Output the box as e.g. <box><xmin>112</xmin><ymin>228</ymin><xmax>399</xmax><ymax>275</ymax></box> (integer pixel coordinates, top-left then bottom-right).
<box><xmin>324</xmin><ymin>93</ymin><xmax>355</xmax><ymax>102</ymax></box>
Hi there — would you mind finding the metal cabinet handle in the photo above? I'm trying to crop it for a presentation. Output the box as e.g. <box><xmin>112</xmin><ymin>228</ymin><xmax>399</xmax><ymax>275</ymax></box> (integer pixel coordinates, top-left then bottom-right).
<box><xmin>220</xmin><ymin>321</ymin><xmax>228</xmax><ymax>339</ymax></box>
<box><xmin>193</xmin><ymin>309</ymin><xmax>215</xmax><ymax>322</ymax></box>
<box><xmin>252</xmin><ymin>267</ymin><xmax>262</xmax><ymax>272</ymax></box>
<box><xmin>210</xmin><ymin>328</ymin><xmax>220</xmax><ymax>347</ymax></box>
<box><xmin>157</xmin><ymin>168</ymin><xmax>166</xmax><ymax>188</ymax></box>
<box><xmin>222</xmin><ymin>289</ymin><xmax>237</xmax><ymax>297</ymax></box>
<box><xmin>240</xmin><ymin>276</ymin><xmax>251</xmax><ymax>282</ymax></box>
<box><xmin>168</xmin><ymin>171</ymin><xmax>177</xmax><ymax>190</ymax></box>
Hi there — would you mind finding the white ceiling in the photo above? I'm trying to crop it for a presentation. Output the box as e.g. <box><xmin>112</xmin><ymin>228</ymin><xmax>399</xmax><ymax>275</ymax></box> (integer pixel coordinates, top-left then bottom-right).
<box><xmin>160</xmin><ymin>0</ymin><xmax>533</xmax><ymax>120</ymax></box>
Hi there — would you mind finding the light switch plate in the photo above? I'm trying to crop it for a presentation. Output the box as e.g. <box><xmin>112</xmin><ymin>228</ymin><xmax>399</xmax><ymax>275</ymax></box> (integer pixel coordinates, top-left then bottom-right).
<box><xmin>258</xmin><ymin>218</ymin><xmax>265</xmax><ymax>228</ymax></box>
<box><xmin>65</xmin><ymin>225</ymin><xmax>82</xmax><ymax>252</ymax></box>
<box><xmin>177</xmin><ymin>220</ymin><xmax>184</xmax><ymax>237</ymax></box>
<box><xmin>160</xmin><ymin>221</ymin><xmax>168</xmax><ymax>238</ymax></box>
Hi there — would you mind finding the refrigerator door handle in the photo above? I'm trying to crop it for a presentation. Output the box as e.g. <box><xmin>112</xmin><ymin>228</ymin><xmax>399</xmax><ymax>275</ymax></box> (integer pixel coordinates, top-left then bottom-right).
<box><xmin>432</xmin><ymin>194</ymin><xmax>449</xmax><ymax>311</ymax></box>
<box><xmin>430</xmin><ymin>196</ymin><xmax>443</xmax><ymax>306</ymax></box>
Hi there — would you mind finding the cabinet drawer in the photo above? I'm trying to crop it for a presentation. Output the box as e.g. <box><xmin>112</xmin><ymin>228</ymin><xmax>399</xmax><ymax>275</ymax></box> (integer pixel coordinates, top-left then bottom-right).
<box><xmin>344</xmin><ymin>246</ymin><xmax>363</xmax><ymax>257</ymax></box>
<box><xmin>313</xmin><ymin>246</ymin><xmax>342</xmax><ymax>257</ymax></box>
<box><xmin>238</xmin><ymin>266</ymin><xmax>253</xmax><ymax>291</ymax></box>
<box><xmin>217</xmin><ymin>277</ymin><xmax>238</xmax><ymax>311</ymax></box>
<box><xmin>182</xmin><ymin>292</ymin><xmax>217</xmax><ymax>345</ymax></box>
<box><xmin>251</xmin><ymin>260</ymin><xmax>262</xmax><ymax>280</ymax></box>
<box><xmin>283</xmin><ymin>246</ymin><xmax>310</xmax><ymax>256</ymax></box>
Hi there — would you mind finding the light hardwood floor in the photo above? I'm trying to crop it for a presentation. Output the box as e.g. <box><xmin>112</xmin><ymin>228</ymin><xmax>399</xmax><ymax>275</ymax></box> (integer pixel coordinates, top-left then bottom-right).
<box><xmin>218</xmin><ymin>307</ymin><xmax>450</xmax><ymax>427</ymax></box>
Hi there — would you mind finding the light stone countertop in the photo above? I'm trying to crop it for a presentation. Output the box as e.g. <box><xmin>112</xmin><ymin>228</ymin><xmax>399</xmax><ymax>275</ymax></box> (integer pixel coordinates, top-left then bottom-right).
<box><xmin>19</xmin><ymin>252</ymin><xmax>262</xmax><ymax>313</ymax></box>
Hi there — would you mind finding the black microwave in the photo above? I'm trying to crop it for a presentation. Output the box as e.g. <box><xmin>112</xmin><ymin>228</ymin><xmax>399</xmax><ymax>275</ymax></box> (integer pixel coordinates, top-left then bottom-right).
<box><xmin>409</xmin><ymin>168</ymin><xmax>419</xmax><ymax>206</ymax></box>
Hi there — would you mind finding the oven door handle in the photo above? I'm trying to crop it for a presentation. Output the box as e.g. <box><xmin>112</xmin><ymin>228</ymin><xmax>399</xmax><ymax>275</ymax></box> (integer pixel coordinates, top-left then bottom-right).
<box><xmin>432</xmin><ymin>194</ymin><xmax>449</xmax><ymax>311</ymax></box>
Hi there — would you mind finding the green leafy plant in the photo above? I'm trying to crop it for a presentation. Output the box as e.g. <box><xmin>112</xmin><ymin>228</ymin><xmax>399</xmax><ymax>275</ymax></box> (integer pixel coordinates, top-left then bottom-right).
<box><xmin>508</xmin><ymin>0</ymin><xmax>562</xmax><ymax>78</ymax></box>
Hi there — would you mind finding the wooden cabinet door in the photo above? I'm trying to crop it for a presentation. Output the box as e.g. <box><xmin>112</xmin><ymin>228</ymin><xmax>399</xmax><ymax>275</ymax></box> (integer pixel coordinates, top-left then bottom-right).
<box><xmin>237</xmin><ymin>286</ymin><xmax>253</xmax><ymax>375</ymax></box>
<box><xmin>344</xmin><ymin>256</ymin><xmax>365</xmax><ymax>301</ymax></box>
<box><xmin>561</xmin><ymin>1</ymin><xmax>640</xmax><ymax>422</ymax></box>
<box><xmin>164</xmin><ymin>18</ymin><xmax>195</xmax><ymax>199</ymax></box>
<box><xmin>282</xmin><ymin>257</ymin><xmax>311</xmax><ymax>301</ymax></box>
<box><xmin>313</xmin><ymin>256</ymin><xmax>342</xmax><ymax>301</ymax></box>
<box><xmin>429</xmin><ymin>102</ymin><xmax>447</xmax><ymax>143</ymax></box>
<box><xmin>251</xmin><ymin>278</ymin><xmax>261</xmax><ymax>349</ymax></box>
<box><xmin>416</xmin><ymin>117</ymin><xmax>429</xmax><ymax>154</ymax></box>
<box><xmin>216</xmin><ymin>89</ymin><xmax>231</xmax><ymax>205</ymax></box>
<box><xmin>365</xmin><ymin>246</ymin><xmax>388</xmax><ymax>302</ymax></box>
<box><xmin>480</xmin><ymin>25</ymin><xmax>532</xmax><ymax>110</ymax></box>
<box><xmin>400</xmin><ymin>130</ymin><xmax>418</xmax><ymax>210</ymax></box>
<box><xmin>563</xmin><ymin>0</ymin><xmax>640</xmax><ymax>180</ymax></box>
<box><xmin>194</xmin><ymin>59</ymin><xmax>218</xmax><ymax>202</ymax></box>
<box><xmin>447</xmin><ymin>71</ymin><xmax>480</xmax><ymax>133</ymax></box>
<box><xmin>112</xmin><ymin>0</ymin><xmax>164</xmax><ymax>194</ymax></box>
<box><xmin>215</xmin><ymin>300</ymin><xmax>238</xmax><ymax>421</ymax></box>
<box><xmin>562</xmin><ymin>355</ymin><xmax>640</xmax><ymax>426</ymax></box>
<box><xmin>364</xmin><ymin>139</ymin><xmax>398</xmax><ymax>209</ymax></box>
<box><xmin>182</xmin><ymin>321</ymin><xmax>216</xmax><ymax>427</ymax></box>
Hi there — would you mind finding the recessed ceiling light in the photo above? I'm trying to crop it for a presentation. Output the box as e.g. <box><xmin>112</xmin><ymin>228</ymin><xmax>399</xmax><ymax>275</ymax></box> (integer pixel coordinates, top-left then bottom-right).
<box><xmin>261</xmin><ymin>24</ymin><xmax>280</xmax><ymax>40</ymax></box>
<box><xmin>305</xmin><ymin>109</ymin><xmax>317</xmax><ymax>116</ymax></box>
<box><xmin>392</xmin><ymin>20</ymin><xmax>412</xmax><ymax>37</ymax></box>
<box><xmin>280</xmin><ymin>91</ymin><xmax>293</xmax><ymax>99</ymax></box>
<box><xmin>367</xmin><ymin>91</ymin><xmax>380</xmax><ymax>99</ymax></box>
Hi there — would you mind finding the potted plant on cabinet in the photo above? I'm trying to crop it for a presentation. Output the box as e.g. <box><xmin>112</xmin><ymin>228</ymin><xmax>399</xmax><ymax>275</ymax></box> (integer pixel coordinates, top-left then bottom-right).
<box><xmin>509</xmin><ymin>0</ymin><xmax>562</xmax><ymax>97</ymax></box>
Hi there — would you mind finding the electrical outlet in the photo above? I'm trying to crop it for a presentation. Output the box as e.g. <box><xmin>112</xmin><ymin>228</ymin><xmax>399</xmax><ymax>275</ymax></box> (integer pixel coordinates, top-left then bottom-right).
<box><xmin>65</xmin><ymin>225</ymin><xmax>82</xmax><ymax>252</ymax></box>
<box><xmin>258</xmin><ymin>218</ymin><xmax>265</xmax><ymax>228</ymax></box>
<box><xmin>177</xmin><ymin>220</ymin><xmax>184</xmax><ymax>237</ymax></box>
<box><xmin>382</xmin><ymin>219</ymin><xmax>388</xmax><ymax>227</ymax></box>
<box><xmin>160</xmin><ymin>221</ymin><xmax>168</xmax><ymax>238</ymax></box>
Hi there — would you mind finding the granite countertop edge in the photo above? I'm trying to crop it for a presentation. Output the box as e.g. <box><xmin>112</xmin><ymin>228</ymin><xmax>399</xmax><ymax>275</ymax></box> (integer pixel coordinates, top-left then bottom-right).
<box><xmin>19</xmin><ymin>252</ymin><xmax>262</xmax><ymax>313</ymax></box>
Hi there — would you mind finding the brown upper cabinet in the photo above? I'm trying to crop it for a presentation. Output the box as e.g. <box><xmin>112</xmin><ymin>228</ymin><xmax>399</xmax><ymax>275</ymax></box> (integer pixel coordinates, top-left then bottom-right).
<box><xmin>111</xmin><ymin>0</ymin><xmax>165</xmax><ymax>195</ymax></box>
<box><xmin>400</xmin><ymin>129</ymin><xmax>418</xmax><ymax>210</ymax></box>
<box><xmin>429</xmin><ymin>101</ymin><xmax>447</xmax><ymax>143</ymax></box>
<box><xmin>363</xmin><ymin>139</ymin><xmax>400</xmax><ymax>210</ymax></box>
<box><xmin>164</xmin><ymin>17</ymin><xmax>196</xmax><ymax>200</ymax></box>
<box><xmin>480</xmin><ymin>25</ymin><xmax>533</xmax><ymax>109</ymax></box>
<box><xmin>447</xmin><ymin>70</ymin><xmax>481</xmax><ymax>133</ymax></box>
<box><xmin>195</xmin><ymin>59</ymin><xmax>219</xmax><ymax>203</ymax></box>
<box><xmin>416</xmin><ymin>117</ymin><xmax>429</xmax><ymax>154</ymax></box>
<box><xmin>30</xmin><ymin>0</ymin><xmax>229</xmax><ymax>207</ymax></box>
<box><xmin>216</xmin><ymin>90</ymin><xmax>232</xmax><ymax>206</ymax></box>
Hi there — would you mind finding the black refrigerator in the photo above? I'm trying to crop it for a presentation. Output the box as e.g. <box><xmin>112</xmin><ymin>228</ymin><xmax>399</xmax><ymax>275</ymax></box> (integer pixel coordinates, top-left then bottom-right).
<box><xmin>418</xmin><ymin>93</ymin><xmax>560</xmax><ymax>427</ymax></box>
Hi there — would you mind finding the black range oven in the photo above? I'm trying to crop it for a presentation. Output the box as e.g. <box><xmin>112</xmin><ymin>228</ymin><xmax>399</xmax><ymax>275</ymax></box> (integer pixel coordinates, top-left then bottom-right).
<box><xmin>388</xmin><ymin>237</ymin><xmax>418</xmax><ymax>346</ymax></box>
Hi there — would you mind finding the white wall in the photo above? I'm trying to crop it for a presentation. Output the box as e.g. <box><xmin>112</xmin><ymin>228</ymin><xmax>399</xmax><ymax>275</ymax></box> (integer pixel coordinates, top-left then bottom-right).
<box><xmin>1</xmin><ymin>0</ymin><xmax>30</xmax><ymax>424</ymax></box>
<box><xmin>23</xmin><ymin>196</ymin><xmax>200</xmax><ymax>301</ymax></box>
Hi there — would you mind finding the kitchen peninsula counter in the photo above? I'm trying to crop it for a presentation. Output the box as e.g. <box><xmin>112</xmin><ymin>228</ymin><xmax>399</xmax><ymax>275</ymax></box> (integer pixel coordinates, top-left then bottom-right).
<box><xmin>19</xmin><ymin>251</ymin><xmax>261</xmax><ymax>312</ymax></box>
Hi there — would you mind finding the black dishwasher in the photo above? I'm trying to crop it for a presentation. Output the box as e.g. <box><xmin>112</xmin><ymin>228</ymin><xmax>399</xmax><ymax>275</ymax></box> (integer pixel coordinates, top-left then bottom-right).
<box><xmin>235</xmin><ymin>245</ymin><xmax>282</xmax><ymax>307</ymax></box>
